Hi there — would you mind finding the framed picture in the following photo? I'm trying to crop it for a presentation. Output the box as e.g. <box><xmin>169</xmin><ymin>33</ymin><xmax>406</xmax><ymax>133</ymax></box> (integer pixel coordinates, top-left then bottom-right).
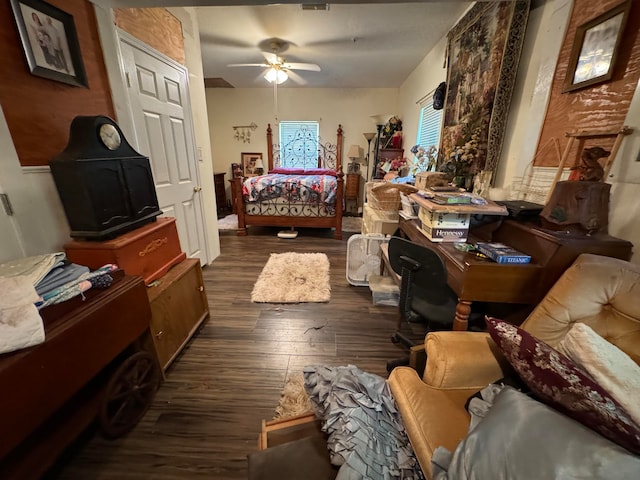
<box><xmin>10</xmin><ymin>0</ymin><xmax>88</xmax><ymax>87</ymax></box>
<box><xmin>563</xmin><ymin>1</ymin><xmax>631</xmax><ymax>93</ymax></box>
<box><xmin>241</xmin><ymin>152</ymin><xmax>264</xmax><ymax>177</ymax></box>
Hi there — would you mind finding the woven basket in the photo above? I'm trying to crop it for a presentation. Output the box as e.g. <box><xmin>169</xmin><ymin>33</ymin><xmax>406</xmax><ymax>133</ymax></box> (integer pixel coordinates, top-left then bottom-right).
<box><xmin>367</xmin><ymin>183</ymin><xmax>418</xmax><ymax>212</ymax></box>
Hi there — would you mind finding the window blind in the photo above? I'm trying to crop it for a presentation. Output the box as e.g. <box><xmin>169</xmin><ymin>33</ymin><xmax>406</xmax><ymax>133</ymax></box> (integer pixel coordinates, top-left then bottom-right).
<box><xmin>416</xmin><ymin>96</ymin><xmax>442</xmax><ymax>150</ymax></box>
<box><xmin>278</xmin><ymin>121</ymin><xmax>319</xmax><ymax>168</ymax></box>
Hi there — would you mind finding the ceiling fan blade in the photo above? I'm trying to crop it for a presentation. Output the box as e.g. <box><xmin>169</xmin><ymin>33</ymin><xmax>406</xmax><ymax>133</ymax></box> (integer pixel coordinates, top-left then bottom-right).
<box><xmin>261</xmin><ymin>52</ymin><xmax>281</xmax><ymax>65</ymax></box>
<box><xmin>227</xmin><ymin>63</ymin><xmax>269</xmax><ymax>68</ymax></box>
<box><xmin>284</xmin><ymin>62</ymin><xmax>321</xmax><ymax>72</ymax></box>
<box><xmin>286</xmin><ymin>70</ymin><xmax>308</xmax><ymax>85</ymax></box>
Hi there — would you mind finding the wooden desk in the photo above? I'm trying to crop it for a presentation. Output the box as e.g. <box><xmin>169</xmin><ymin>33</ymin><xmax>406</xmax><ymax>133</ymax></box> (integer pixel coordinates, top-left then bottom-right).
<box><xmin>398</xmin><ymin>217</ymin><xmax>633</xmax><ymax>331</ymax></box>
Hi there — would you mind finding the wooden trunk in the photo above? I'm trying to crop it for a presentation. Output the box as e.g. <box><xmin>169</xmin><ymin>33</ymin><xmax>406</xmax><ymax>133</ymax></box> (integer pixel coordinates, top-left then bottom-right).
<box><xmin>64</xmin><ymin>217</ymin><xmax>186</xmax><ymax>285</ymax></box>
<box><xmin>146</xmin><ymin>258</ymin><xmax>210</xmax><ymax>371</ymax></box>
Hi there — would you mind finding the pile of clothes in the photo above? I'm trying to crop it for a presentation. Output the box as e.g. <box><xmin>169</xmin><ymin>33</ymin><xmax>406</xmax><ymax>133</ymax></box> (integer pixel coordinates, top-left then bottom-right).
<box><xmin>0</xmin><ymin>253</ymin><xmax>116</xmax><ymax>355</ymax></box>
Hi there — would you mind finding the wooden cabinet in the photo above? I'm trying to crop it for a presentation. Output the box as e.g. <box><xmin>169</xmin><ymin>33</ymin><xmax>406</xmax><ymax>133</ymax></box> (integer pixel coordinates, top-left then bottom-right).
<box><xmin>214</xmin><ymin>172</ymin><xmax>228</xmax><ymax>217</ymax></box>
<box><xmin>146</xmin><ymin>258</ymin><xmax>209</xmax><ymax>371</ymax></box>
<box><xmin>344</xmin><ymin>173</ymin><xmax>360</xmax><ymax>214</ymax></box>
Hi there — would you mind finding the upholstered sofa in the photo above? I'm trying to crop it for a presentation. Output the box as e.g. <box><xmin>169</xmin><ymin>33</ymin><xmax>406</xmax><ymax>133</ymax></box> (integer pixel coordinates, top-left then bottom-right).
<box><xmin>388</xmin><ymin>253</ymin><xmax>640</xmax><ymax>479</ymax></box>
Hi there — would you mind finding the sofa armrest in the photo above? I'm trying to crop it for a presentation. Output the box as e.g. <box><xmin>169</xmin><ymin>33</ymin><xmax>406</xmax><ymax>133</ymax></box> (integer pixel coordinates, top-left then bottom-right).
<box><xmin>423</xmin><ymin>331</ymin><xmax>513</xmax><ymax>389</ymax></box>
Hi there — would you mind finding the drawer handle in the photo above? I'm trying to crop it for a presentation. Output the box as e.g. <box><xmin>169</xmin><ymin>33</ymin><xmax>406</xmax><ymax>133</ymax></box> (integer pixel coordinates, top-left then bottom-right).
<box><xmin>198</xmin><ymin>285</ymin><xmax>204</xmax><ymax>292</ymax></box>
<box><xmin>155</xmin><ymin>330</ymin><xmax>164</xmax><ymax>338</ymax></box>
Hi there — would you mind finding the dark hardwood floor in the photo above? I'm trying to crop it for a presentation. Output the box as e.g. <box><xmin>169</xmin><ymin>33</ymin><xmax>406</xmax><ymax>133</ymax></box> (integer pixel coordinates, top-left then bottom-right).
<box><xmin>50</xmin><ymin>227</ymin><xmax>414</xmax><ymax>480</ymax></box>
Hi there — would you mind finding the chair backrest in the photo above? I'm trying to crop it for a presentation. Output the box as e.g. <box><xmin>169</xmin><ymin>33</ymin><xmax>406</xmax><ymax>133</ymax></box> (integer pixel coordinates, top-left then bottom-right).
<box><xmin>522</xmin><ymin>254</ymin><xmax>640</xmax><ymax>365</ymax></box>
<box><xmin>388</xmin><ymin>236</ymin><xmax>450</xmax><ymax>307</ymax></box>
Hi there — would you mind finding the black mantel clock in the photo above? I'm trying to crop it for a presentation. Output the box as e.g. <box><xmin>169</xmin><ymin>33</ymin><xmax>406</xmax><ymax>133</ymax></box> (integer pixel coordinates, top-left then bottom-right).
<box><xmin>50</xmin><ymin>115</ymin><xmax>162</xmax><ymax>240</ymax></box>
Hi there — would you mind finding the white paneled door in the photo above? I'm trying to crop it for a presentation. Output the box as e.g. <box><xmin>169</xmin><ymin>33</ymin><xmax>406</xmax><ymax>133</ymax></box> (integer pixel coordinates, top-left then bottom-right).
<box><xmin>119</xmin><ymin>33</ymin><xmax>207</xmax><ymax>264</ymax></box>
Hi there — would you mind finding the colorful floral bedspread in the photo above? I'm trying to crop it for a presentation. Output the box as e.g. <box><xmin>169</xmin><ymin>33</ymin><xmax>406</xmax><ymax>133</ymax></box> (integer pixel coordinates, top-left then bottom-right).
<box><xmin>242</xmin><ymin>173</ymin><xmax>338</xmax><ymax>207</ymax></box>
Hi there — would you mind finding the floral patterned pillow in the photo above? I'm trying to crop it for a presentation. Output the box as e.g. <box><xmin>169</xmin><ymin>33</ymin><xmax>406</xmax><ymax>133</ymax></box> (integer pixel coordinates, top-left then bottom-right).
<box><xmin>486</xmin><ymin>317</ymin><xmax>640</xmax><ymax>454</ymax></box>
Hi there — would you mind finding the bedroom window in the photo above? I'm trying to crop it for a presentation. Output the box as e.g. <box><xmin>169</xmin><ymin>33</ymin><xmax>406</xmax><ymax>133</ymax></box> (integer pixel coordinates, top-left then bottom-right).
<box><xmin>416</xmin><ymin>94</ymin><xmax>442</xmax><ymax>151</ymax></box>
<box><xmin>278</xmin><ymin>121</ymin><xmax>320</xmax><ymax>169</ymax></box>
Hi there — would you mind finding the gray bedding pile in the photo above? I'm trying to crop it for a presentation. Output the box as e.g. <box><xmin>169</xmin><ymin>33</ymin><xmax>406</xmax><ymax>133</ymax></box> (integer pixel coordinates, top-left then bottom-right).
<box><xmin>303</xmin><ymin>364</ymin><xmax>423</xmax><ymax>480</ymax></box>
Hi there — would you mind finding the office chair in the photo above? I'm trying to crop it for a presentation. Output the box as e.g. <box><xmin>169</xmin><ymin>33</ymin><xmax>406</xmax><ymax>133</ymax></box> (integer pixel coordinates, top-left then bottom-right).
<box><xmin>386</xmin><ymin>236</ymin><xmax>460</xmax><ymax>372</ymax></box>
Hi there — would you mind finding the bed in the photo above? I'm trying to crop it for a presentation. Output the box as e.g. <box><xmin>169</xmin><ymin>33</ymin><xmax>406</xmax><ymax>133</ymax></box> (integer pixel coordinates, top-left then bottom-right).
<box><xmin>230</xmin><ymin>124</ymin><xmax>344</xmax><ymax>239</ymax></box>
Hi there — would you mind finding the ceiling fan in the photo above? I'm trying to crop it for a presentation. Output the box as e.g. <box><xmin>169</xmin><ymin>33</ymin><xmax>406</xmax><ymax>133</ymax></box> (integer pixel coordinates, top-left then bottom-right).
<box><xmin>227</xmin><ymin>39</ymin><xmax>321</xmax><ymax>85</ymax></box>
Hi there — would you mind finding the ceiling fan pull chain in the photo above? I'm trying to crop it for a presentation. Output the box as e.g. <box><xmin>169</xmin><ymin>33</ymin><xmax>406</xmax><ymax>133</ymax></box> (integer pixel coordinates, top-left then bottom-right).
<box><xmin>273</xmin><ymin>80</ymin><xmax>279</xmax><ymax>123</ymax></box>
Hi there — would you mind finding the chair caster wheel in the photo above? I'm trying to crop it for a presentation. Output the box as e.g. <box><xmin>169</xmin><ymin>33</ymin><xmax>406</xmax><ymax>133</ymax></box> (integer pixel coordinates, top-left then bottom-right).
<box><xmin>386</xmin><ymin>356</ymin><xmax>410</xmax><ymax>373</ymax></box>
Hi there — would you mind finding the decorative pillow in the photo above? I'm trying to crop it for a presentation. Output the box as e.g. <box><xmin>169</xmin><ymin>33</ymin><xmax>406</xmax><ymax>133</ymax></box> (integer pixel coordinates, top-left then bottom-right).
<box><xmin>557</xmin><ymin>323</ymin><xmax>640</xmax><ymax>427</ymax></box>
<box><xmin>486</xmin><ymin>317</ymin><xmax>640</xmax><ymax>454</ymax></box>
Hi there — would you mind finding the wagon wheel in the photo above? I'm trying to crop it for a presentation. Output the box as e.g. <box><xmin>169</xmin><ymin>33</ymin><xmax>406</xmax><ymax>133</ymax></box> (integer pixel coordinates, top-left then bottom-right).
<box><xmin>99</xmin><ymin>351</ymin><xmax>160</xmax><ymax>438</ymax></box>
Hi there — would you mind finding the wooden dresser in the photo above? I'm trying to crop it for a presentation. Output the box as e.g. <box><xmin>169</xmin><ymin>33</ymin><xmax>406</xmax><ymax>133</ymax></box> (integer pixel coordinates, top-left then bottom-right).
<box><xmin>146</xmin><ymin>258</ymin><xmax>209</xmax><ymax>372</ymax></box>
<box><xmin>344</xmin><ymin>173</ymin><xmax>360</xmax><ymax>214</ymax></box>
<box><xmin>214</xmin><ymin>172</ymin><xmax>228</xmax><ymax>217</ymax></box>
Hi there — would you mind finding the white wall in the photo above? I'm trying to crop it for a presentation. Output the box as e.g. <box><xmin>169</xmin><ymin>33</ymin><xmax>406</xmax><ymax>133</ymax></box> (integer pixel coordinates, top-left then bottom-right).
<box><xmin>398</xmin><ymin>32</ymin><xmax>449</xmax><ymax>156</ymax></box>
<box><xmin>0</xmin><ymin>105</ymin><xmax>70</xmax><ymax>258</ymax></box>
<box><xmin>206</xmin><ymin>87</ymin><xmax>398</xmax><ymax>202</ymax></box>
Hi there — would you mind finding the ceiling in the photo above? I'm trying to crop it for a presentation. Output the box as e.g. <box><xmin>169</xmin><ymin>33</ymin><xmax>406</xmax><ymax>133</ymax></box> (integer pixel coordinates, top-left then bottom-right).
<box><xmin>195</xmin><ymin>2</ymin><xmax>471</xmax><ymax>88</ymax></box>
<box><xmin>105</xmin><ymin>1</ymin><xmax>473</xmax><ymax>88</ymax></box>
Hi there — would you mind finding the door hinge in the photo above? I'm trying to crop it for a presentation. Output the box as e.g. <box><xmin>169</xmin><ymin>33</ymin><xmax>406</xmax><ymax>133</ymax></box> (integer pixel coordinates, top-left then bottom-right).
<box><xmin>1</xmin><ymin>193</ymin><xmax>14</xmax><ymax>216</ymax></box>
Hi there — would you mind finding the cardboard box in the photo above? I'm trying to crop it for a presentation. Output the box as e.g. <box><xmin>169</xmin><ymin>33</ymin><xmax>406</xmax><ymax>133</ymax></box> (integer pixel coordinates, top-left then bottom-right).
<box><xmin>415</xmin><ymin>172</ymin><xmax>447</xmax><ymax>191</ymax></box>
<box><xmin>418</xmin><ymin>224</ymin><xmax>468</xmax><ymax>242</ymax></box>
<box><xmin>418</xmin><ymin>207</ymin><xmax>470</xmax><ymax>229</ymax></box>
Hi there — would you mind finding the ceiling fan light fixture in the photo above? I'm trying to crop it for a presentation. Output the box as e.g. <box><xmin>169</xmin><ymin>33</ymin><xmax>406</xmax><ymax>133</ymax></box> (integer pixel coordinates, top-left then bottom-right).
<box><xmin>264</xmin><ymin>67</ymin><xmax>288</xmax><ymax>84</ymax></box>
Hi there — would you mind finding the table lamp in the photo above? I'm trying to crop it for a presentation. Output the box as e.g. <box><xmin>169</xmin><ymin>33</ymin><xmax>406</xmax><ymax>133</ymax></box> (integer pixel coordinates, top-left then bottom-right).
<box><xmin>254</xmin><ymin>158</ymin><xmax>264</xmax><ymax>175</ymax></box>
<box><xmin>347</xmin><ymin>144</ymin><xmax>361</xmax><ymax>173</ymax></box>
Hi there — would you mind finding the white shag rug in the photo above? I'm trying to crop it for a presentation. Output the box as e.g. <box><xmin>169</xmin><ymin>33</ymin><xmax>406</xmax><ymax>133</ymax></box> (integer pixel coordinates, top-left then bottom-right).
<box><xmin>218</xmin><ymin>214</ymin><xmax>238</xmax><ymax>230</ymax></box>
<box><xmin>217</xmin><ymin>214</ymin><xmax>362</xmax><ymax>233</ymax></box>
<box><xmin>274</xmin><ymin>372</ymin><xmax>314</xmax><ymax>419</ymax></box>
<box><xmin>251</xmin><ymin>252</ymin><xmax>331</xmax><ymax>303</ymax></box>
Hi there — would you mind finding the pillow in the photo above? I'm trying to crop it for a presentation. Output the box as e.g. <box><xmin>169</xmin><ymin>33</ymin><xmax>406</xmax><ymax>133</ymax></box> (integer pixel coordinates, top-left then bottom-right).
<box><xmin>486</xmin><ymin>317</ymin><xmax>640</xmax><ymax>454</ymax></box>
<box><xmin>303</xmin><ymin>168</ymin><xmax>337</xmax><ymax>177</ymax></box>
<box><xmin>268</xmin><ymin>167</ymin><xmax>306</xmax><ymax>175</ymax></box>
<box><xmin>557</xmin><ymin>323</ymin><xmax>640</xmax><ymax>427</ymax></box>
<box><xmin>432</xmin><ymin>387</ymin><xmax>640</xmax><ymax>480</ymax></box>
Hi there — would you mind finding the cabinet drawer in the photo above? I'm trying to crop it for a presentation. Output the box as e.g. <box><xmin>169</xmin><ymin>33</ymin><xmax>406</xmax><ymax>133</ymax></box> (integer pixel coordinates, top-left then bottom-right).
<box><xmin>147</xmin><ymin>258</ymin><xmax>209</xmax><ymax>370</ymax></box>
<box><xmin>345</xmin><ymin>175</ymin><xmax>360</xmax><ymax>198</ymax></box>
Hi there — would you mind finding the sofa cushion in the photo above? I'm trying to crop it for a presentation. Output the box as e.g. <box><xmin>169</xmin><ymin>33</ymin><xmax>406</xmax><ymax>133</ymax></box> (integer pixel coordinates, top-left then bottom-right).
<box><xmin>558</xmin><ymin>322</ymin><xmax>640</xmax><ymax>427</ymax></box>
<box><xmin>486</xmin><ymin>317</ymin><xmax>640</xmax><ymax>454</ymax></box>
<box><xmin>432</xmin><ymin>387</ymin><xmax>640</xmax><ymax>480</ymax></box>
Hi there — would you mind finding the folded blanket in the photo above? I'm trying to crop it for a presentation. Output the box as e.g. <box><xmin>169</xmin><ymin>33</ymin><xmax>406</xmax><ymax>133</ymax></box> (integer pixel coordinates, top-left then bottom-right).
<box><xmin>0</xmin><ymin>276</ymin><xmax>44</xmax><ymax>355</ymax></box>
<box><xmin>0</xmin><ymin>253</ymin><xmax>66</xmax><ymax>287</ymax></box>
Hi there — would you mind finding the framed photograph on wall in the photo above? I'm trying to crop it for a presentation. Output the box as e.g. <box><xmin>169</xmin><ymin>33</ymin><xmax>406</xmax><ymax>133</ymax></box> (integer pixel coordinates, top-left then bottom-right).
<box><xmin>10</xmin><ymin>0</ymin><xmax>88</xmax><ymax>87</ymax></box>
<box><xmin>563</xmin><ymin>0</ymin><xmax>631</xmax><ymax>93</ymax></box>
<box><xmin>241</xmin><ymin>152</ymin><xmax>263</xmax><ymax>177</ymax></box>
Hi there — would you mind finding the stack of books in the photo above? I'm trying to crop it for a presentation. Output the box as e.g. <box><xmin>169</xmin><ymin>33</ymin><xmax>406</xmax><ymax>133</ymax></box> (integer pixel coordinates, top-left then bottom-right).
<box><xmin>430</xmin><ymin>193</ymin><xmax>472</xmax><ymax>205</ymax></box>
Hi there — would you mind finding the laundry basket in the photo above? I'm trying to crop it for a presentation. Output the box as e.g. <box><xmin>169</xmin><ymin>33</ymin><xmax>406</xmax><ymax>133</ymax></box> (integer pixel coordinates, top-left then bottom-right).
<box><xmin>346</xmin><ymin>234</ymin><xmax>389</xmax><ymax>286</ymax></box>
<box><xmin>367</xmin><ymin>183</ymin><xmax>418</xmax><ymax>213</ymax></box>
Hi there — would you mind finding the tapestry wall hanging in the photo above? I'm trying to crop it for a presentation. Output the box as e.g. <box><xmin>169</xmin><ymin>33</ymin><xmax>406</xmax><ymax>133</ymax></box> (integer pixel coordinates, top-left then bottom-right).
<box><xmin>440</xmin><ymin>1</ymin><xmax>530</xmax><ymax>180</ymax></box>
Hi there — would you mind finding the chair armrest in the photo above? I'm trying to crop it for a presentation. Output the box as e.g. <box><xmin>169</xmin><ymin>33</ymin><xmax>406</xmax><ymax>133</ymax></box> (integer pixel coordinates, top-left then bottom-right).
<box><xmin>423</xmin><ymin>331</ymin><xmax>513</xmax><ymax>389</ymax></box>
